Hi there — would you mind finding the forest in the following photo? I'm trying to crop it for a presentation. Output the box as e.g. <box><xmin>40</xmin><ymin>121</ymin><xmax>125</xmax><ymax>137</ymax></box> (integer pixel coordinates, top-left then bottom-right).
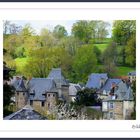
<box><xmin>3</xmin><ymin>20</ymin><xmax>136</xmax><ymax>83</ymax></box>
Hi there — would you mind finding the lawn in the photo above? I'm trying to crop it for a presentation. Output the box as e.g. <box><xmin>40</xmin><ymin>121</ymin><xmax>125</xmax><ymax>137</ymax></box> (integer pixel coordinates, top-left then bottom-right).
<box><xmin>116</xmin><ymin>66</ymin><xmax>136</xmax><ymax>76</ymax></box>
<box><xmin>96</xmin><ymin>65</ymin><xmax>135</xmax><ymax>77</ymax></box>
<box><xmin>94</xmin><ymin>43</ymin><xmax>108</xmax><ymax>52</ymax></box>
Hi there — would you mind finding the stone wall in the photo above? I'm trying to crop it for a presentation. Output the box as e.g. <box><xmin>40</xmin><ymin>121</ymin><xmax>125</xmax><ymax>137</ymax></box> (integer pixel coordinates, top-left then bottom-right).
<box><xmin>114</xmin><ymin>101</ymin><xmax>123</xmax><ymax>120</ymax></box>
<box><xmin>16</xmin><ymin>92</ymin><xmax>27</xmax><ymax>110</ymax></box>
<box><xmin>46</xmin><ymin>92</ymin><xmax>57</xmax><ymax>110</ymax></box>
<box><xmin>61</xmin><ymin>85</ymin><xmax>69</xmax><ymax>102</ymax></box>
<box><xmin>103</xmin><ymin>101</ymin><xmax>123</xmax><ymax>120</ymax></box>
<box><xmin>123</xmin><ymin>101</ymin><xmax>134</xmax><ymax>119</ymax></box>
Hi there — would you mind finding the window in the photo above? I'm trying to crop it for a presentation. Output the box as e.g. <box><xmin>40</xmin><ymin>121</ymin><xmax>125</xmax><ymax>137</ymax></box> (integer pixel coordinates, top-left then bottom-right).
<box><xmin>110</xmin><ymin>112</ymin><xmax>114</xmax><ymax>119</ymax></box>
<box><xmin>48</xmin><ymin>94</ymin><xmax>50</xmax><ymax>97</ymax></box>
<box><xmin>30</xmin><ymin>100</ymin><xmax>33</xmax><ymax>106</ymax></box>
<box><xmin>53</xmin><ymin>94</ymin><xmax>55</xmax><ymax>97</ymax></box>
<box><xmin>110</xmin><ymin>102</ymin><xmax>114</xmax><ymax>109</ymax></box>
<box><xmin>41</xmin><ymin>101</ymin><xmax>45</xmax><ymax>107</ymax></box>
<box><xmin>48</xmin><ymin>103</ymin><xmax>50</xmax><ymax>108</ymax></box>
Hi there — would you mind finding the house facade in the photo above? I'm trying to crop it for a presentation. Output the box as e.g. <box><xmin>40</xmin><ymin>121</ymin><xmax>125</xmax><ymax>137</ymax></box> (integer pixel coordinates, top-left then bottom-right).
<box><xmin>128</xmin><ymin>71</ymin><xmax>136</xmax><ymax>83</ymax></box>
<box><xmin>11</xmin><ymin>68</ymin><xmax>69</xmax><ymax>115</ymax></box>
<box><xmin>86</xmin><ymin>73</ymin><xmax>121</xmax><ymax>99</ymax></box>
<box><xmin>102</xmin><ymin>81</ymin><xmax>134</xmax><ymax>120</ymax></box>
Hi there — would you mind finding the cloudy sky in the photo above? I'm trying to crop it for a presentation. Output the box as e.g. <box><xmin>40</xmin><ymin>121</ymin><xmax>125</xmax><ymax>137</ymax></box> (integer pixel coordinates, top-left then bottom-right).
<box><xmin>9</xmin><ymin>20</ymin><xmax>113</xmax><ymax>37</ymax></box>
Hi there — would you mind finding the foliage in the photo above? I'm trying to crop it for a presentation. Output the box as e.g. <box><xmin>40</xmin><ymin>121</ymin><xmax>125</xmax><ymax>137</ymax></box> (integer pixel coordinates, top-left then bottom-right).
<box><xmin>102</xmin><ymin>42</ymin><xmax>117</xmax><ymax>76</ymax></box>
<box><xmin>125</xmin><ymin>35</ymin><xmax>136</xmax><ymax>67</ymax></box>
<box><xmin>72</xmin><ymin>45</ymin><xmax>97</xmax><ymax>82</ymax></box>
<box><xmin>3</xmin><ymin>62</ymin><xmax>15</xmax><ymax>117</ymax></box>
<box><xmin>112</xmin><ymin>20</ymin><xmax>136</xmax><ymax>45</ymax></box>
<box><xmin>3</xmin><ymin>20</ymin><xmax>136</xmax><ymax>82</ymax></box>
<box><xmin>74</xmin><ymin>88</ymin><xmax>101</xmax><ymax>106</ymax></box>
<box><xmin>72</xmin><ymin>20</ymin><xmax>110</xmax><ymax>44</ymax></box>
<box><xmin>131</xmin><ymin>80</ymin><xmax>136</xmax><ymax>120</ymax></box>
<box><xmin>48</xmin><ymin>103</ymin><xmax>88</xmax><ymax>120</ymax></box>
<box><xmin>86</xmin><ymin>107</ymin><xmax>102</xmax><ymax>120</ymax></box>
<box><xmin>53</xmin><ymin>25</ymin><xmax>68</xmax><ymax>39</ymax></box>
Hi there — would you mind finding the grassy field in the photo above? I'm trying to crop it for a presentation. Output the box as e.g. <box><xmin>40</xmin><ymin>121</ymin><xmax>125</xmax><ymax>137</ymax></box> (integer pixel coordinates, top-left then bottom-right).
<box><xmin>116</xmin><ymin>66</ymin><xmax>135</xmax><ymax>76</ymax></box>
<box><xmin>94</xmin><ymin>43</ymin><xmax>108</xmax><ymax>52</ymax></box>
<box><xmin>97</xmin><ymin>64</ymin><xmax>135</xmax><ymax>77</ymax></box>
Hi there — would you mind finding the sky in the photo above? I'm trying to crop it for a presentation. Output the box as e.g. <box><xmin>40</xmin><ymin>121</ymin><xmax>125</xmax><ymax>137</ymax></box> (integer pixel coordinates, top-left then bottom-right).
<box><xmin>9</xmin><ymin>20</ymin><xmax>113</xmax><ymax>37</ymax></box>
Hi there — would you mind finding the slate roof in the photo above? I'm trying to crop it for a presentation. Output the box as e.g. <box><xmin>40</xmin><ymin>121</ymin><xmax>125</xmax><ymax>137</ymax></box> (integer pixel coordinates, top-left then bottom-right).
<box><xmin>86</xmin><ymin>73</ymin><xmax>108</xmax><ymax>89</ymax></box>
<box><xmin>69</xmin><ymin>83</ymin><xmax>81</xmax><ymax>96</ymax></box>
<box><xmin>75</xmin><ymin>85</ymin><xmax>81</xmax><ymax>91</ymax></box>
<box><xmin>28</xmin><ymin>78</ymin><xmax>57</xmax><ymax>101</ymax></box>
<box><xmin>4</xmin><ymin>105</ymin><xmax>47</xmax><ymax>120</ymax></box>
<box><xmin>11</xmin><ymin>77</ymin><xmax>26</xmax><ymax>92</ymax></box>
<box><xmin>103</xmin><ymin>81</ymin><xmax>134</xmax><ymax>101</ymax></box>
<box><xmin>128</xmin><ymin>71</ymin><xmax>136</xmax><ymax>76</ymax></box>
<box><xmin>101</xmin><ymin>78</ymin><xmax>122</xmax><ymax>93</ymax></box>
<box><xmin>48</xmin><ymin>68</ymin><xmax>68</xmax><ymax>86</ymax></box>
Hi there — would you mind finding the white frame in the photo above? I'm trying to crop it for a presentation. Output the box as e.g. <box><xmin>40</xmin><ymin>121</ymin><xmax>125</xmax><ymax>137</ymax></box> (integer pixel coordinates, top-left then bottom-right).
<box><xmin>0</xmin><ymin>2</ymin><xmax>140</xmax><ymax>138</ymax></box>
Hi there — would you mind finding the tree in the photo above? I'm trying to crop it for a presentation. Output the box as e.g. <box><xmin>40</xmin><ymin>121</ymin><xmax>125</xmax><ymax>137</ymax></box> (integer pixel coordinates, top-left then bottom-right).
<box><xmin>47</xmin><ymin>103</ymin><xmax>88</xmax><ymax>120</ymax></box>
<box><xmin>53</xmin><ymin>25</ymin><xmax>68</xmax><ymax>39</ymax></box>
<box><xmin>72</xmin><ymin>46</ymin><xmax>97</xmax><ymax>83</ymax></box>
<box><xmin>3</xmin><ymin>20</ymin><xmax>10</xmax><ymax>34</ymax></box>
<box><xmin>131</xmin><ymin>80</ymin><xmax>136</xmax><ymax>119</ymax></box>
<box><xmin>102</xmin><ymin>42</ymin><xmax>117</xmax><ymax>76</ymax></box>
<box><xmin>94</xmin><ymin>20</ymin><xmax>110</xmax><ymax>43</ymax></box>
<box><xmin>40</xmin><ymin>28</ymin><xmax>56</xmax><ymax>47</ymax></box>
<box><xmin>23</xmin><ymin>47</ymin><xmax>54</xmax><ymax>77</ymax></box>
<box><xmin>72</xmin><ymin>20</ymin><xmax>110</xmax><ymax>44</ymax></box>
<box><xmin>112</xmin><ymin>20</ymin><xmax>136</xmax><ymax>45</ymax></box>
<box><xmin>3</xmin><ymin>20</ymin><xmax>22</xmax><ymax>35</ymax></box>
<box><xmin>72</xmin><ymin>20</ymin><xmax>92</xmax><ymax>44</ymax></box>
<box><xmin>74</xmin><ymin>88</ymin><xmax>101</xmax><ymax>106</ymax></box>
<box><xmin>125</xmin><ymin>35</ymin><xmax>136</xmax><ymax>67</ymax></box>
<box><xmin>3</xmin><ymin>62</ymin><xmax>15</xmax><ymax>117</ymax></box>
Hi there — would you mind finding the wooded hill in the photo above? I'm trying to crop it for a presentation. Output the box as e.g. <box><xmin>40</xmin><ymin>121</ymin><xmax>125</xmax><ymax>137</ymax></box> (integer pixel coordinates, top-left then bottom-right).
<box><xmin>3</xmin><ymin>20</ymin><xmax>136</xmax><ymax>83</ymax></box>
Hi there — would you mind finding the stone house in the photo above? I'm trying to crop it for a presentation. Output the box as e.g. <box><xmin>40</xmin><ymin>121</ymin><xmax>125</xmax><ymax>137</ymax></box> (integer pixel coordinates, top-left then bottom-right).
<box><xmin>4</xmin><ymin>105</ymin><xmax>47</xmax><ymax>120</ymax></box>
<box><xmin>11</xmin><ymin>68</ymin><xmax>69</xmax><ymax>115</ymax></box>
<box><xmin>86</xmin><ymin>73</ymin><xmax>108</xmax><ymax>89</ymax></box>
<box><xmin>128</xmin><ymin>71</ymin><xmax>136</xmax><ymax>83</ymax></box>
<box><xmin>69</xmin><ymin>83</ymin><xmax>82</xmax><ymax>102</ymax></box>
<box><xmin>86</xmin><ymin>73</ymin><xmax>121</xmax><ymax>99</ymax></box>
<box><xmin>102</xmin><ymin>80</ymin><xmax>134</xmax><ymax>120</ymax></box>
<box><xmin>11</xmin><ymin>76</ymin><xmax>28</xmax><ymax>110</ymax></box>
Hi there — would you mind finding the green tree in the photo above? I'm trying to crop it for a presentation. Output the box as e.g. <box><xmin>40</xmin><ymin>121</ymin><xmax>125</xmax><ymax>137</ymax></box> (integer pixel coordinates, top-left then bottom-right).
<box><xmin>23</xmin><ymin>47</ymin><xmax>53</xmax><ymax>77</ymax></box>
<box><xmin>53</xmin><ymin>25</ymin><xmax>68</xmax><ymax>39</ymax></box>
<box><xmin>72</xmin><ymin>46</ymin><xmax>97</xmax><ymax>82</ymax></box>
<box><xmin>74</xmin><ymin>88</ymin><xmax>101</xmax><ymax>106</ymax></box>
<box><xmin>40</xmin><ymin>28</ymin><xmax>56</xmax><ymax>47</ymax></box>
<box><xmin>125</xmin><ymin>35</ymin><xmax>136</xmax><ymax>67</ymax></box>
<box><xmin>112</xmin><ymin>20</ymin><xmax>136</xmax><ymax>45</ymax></box>
<box><xmin>102</xmin><ymin>42</ymin><xmax>117</xmax><ymax>76</ymax></box>
<box><xmin>3</xmin><ymin>62</ymin><xmax>15</xmax><ymax>117</ymax></box>
<box><xmin>72</xmin><ymin>20</ymin><xmax>92</xmax><ymax>44</ymax></box>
